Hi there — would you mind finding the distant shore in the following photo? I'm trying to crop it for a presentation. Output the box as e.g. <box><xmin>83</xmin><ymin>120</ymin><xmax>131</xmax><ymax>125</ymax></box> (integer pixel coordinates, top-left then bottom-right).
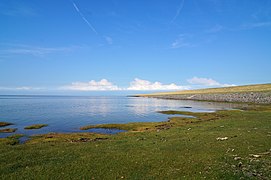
<box><xmin>135</xmin><ymin>83</ymin><xmax>271</xmax><ymax>104</ymax></box>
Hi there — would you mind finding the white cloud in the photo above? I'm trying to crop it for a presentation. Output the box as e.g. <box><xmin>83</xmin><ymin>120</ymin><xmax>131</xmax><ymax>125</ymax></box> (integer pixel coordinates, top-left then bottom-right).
<box><xmin>0</xmin><ymin>3</ymin><xmax>36</xmax><ymax>16</ymax></box>
<box><xmin>62</xmin><ymin>78</ymin><xmax>189</xmax><ymax>91</ymax></box>
<box><xmin>242</xmin><ymin>21</ymin><xmax>271</xmax><ymax>29</ymax></box>
<box><xmin>187</xmin><ymin>77</ymin><xmax>236</xmax><ymax>87</ymax></box>
<box><xmin>171</xmin><ymin>40</ymin><xmax>189</xmax><ymax>49</ymax></box>
<box><xmin>71</xmin><ymin>1</ymin><xmax>98</xmax><ymax>34</ymax></box>
<box><xmin>104</xmin><ymin>36</ymin><xmax>113</xmax><ymax>45</ymax></box>
<box><xmin>187</xmin><ymin>77</ymin><xmax>220</xmax><ymax>86</ymax></box>
<box><xmin>171</xmin><ymin>0</ymin><xmax>185</xmax><ymax>23</ymax></box>
<box><xmin>0</xmin><ymin>44</ymin><xmax>76</xmax><ymax>57</ymax></box>
<box><xmin>2</xmin><ymin>47</ymin><xmax>70</xmax><ymax>56</ymax></box>
<box><xmin>206</xmin><ymin>24</ymin><xmax>224</xmax><ymax>33</ymax></box>
<box><xmin>0</xmin><ymin>86</ymin><xmax>42</xmax><ymax>90</ymax></box>
<box><xmin>127</xmin><ymin>78</ymin><xmax>189</xmax><ymax>91</ymax></box>
<box><xmin>63</xmin><ymin>79</ymin><xmax>121</xmax><ymax>91</ymax></box>
<box><xmin>171</xmin><ymin>34</ymin><xmax>193</xmax><ymax>49</ymax></box>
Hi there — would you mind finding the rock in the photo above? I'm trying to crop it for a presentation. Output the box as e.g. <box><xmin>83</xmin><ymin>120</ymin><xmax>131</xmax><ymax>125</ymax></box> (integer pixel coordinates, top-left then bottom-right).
<box><xmin>250</xmin><ymin>154</ymin><xmax>261</xmax><ymax>158</ymax></box>
<box><xmin>234</xmin><ymin>157</ymin><xmax>241</xmax><ymax>161</ymax></box>
<box><xmin>216</xmin><ymin>137</ymin><xmax>228</xmax><ymax>141</ymax></box>
<box><xmin>93</xmin><ymin>137</ymin><xmax>108</xmax><ymax>141</ymax></box>
<box><xmin>151</xmin><ymin>91</ymin><xmax>271</xmax><ymax>104</ymax></box>
<box><xmin>181</xmin><ymin>106</ymin><xmax>192</xmax><ymax>108</ymax></box>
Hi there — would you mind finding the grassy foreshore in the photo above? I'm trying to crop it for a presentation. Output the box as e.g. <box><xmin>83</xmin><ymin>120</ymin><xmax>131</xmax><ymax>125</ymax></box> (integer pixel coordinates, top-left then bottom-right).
<box><xmin>1</xmin><ymin>105</ymin><xmax>271</xmax><ymax>179</ymax></box>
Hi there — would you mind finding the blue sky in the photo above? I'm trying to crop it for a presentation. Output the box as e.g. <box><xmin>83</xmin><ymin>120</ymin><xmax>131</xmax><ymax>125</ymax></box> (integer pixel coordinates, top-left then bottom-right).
<box><xmin>0</xmin><ymin>0</ymin><xmax>270</xmax><ymax>95</ymax></box>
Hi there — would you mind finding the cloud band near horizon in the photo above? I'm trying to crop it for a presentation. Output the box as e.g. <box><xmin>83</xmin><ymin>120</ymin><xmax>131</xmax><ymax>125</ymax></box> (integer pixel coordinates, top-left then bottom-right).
<box><xmin>0</xmin><ymin>77</ymin><xmax>235</xmax><ymax>92</ymax></box>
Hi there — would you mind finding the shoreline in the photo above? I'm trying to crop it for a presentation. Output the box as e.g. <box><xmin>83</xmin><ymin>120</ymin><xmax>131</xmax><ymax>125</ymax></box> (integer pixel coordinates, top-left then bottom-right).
<box><xmin>1</xmin><ymin>105</ymin><xmax>271</xmax><ymax>179</ymax></box>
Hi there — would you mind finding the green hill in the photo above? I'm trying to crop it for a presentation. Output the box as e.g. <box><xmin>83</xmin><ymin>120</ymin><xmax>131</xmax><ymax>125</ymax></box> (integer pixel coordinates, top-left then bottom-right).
<box><xmin>138</xmin><ymin>83</ymin><xmax>271</xmax><ymax>96</ymax></box>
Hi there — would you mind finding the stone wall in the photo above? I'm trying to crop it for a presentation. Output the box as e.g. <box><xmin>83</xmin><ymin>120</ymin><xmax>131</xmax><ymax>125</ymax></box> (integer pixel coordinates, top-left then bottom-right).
<box><xmin>149</xmin><ymin>91</ymin><xmax>271</xmax><ymax>104</ymax></box>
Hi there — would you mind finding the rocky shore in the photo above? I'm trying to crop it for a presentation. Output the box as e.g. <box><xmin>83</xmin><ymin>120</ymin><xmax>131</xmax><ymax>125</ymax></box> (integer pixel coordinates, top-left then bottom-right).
<box><xmin>143</xmin><ymin>91</ymin><xmax>271</xmax><ymax>104</ymax></box>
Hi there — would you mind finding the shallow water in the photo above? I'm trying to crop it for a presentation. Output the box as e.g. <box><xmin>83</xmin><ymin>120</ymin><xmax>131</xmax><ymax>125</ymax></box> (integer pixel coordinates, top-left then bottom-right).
<box><xmin>0</xmin><ymin>95</ymin><xmax>248</xmax><ymax>137</ymax></box>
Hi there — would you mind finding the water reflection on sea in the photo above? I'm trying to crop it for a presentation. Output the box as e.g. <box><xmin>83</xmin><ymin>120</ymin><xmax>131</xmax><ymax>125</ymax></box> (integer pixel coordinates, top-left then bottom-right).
<box><xmin>0</xmin><ymin>95</ymin><xmax>250</xmax><ymax>137</ymax></box>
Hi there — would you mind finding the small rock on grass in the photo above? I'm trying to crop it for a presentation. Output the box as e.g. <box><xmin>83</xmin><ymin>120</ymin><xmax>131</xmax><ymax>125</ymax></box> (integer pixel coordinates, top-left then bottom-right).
<box><xmin>250</xmin><ymin>154</ymin><xmax>261</xmax><ymax>158</ymax></box>
<box><xmin>216</xmin><ymin>137</ymin><xmax>228</xmax><ymax>141</ymax></box>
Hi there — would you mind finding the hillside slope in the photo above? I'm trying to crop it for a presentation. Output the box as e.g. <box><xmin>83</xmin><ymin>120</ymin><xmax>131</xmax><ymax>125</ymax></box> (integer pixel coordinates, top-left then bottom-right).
<box><xmin>137</xmin><ymin>83</ymin><xmax>271</xmax><ymax>104</ymax></box>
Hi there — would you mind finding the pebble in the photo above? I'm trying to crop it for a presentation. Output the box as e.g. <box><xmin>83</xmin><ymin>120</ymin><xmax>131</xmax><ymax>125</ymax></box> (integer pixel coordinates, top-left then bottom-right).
<box><xmin>250</xmin><ymin>154</ymin><xmax>261</xmax><ymax>158</ymax></box>
<box><xmin>216</xmin><ymin>137</ymin><xmax>228</xmax><ymax>141</ymax></box>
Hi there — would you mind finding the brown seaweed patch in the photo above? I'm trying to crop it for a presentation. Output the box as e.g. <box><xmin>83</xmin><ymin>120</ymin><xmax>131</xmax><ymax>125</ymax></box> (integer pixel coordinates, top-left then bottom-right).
<box><xmin>0</xmin><ymin>128</ymin><xmax>17</xmax><ymax>133</ymax></box>
<box><xmin>0</xmin><ymin>122</ymin><xmax>13</xmax><ymax>127</ymax></box>
<box><xmin>24</xmin><ymin>124</ymin><xmax>48</xmax><ymax>130</ymax></box>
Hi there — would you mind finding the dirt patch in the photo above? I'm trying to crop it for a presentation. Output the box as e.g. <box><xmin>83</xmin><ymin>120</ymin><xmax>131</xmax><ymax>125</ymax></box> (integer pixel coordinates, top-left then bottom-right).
<box><xmin>155</xmin><ymin>124</ymin><xmax>172</xmax><ymax>131</ymax></box>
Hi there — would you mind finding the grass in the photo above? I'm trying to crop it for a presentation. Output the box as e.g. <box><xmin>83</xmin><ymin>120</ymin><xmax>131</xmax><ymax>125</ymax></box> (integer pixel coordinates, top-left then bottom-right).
<box><xmin>0</xmin><ymin>128</ymin><xmax>17</xmax><ymax>133</ymax></box>
<box><xmin>0</xmin><ymin>122</ymin><xmax>13</xmax><ymax>127</ymax></box>
<box><xmin>4</xmin><ymin>134</ymin><xmax>25</xmax><ymax>145</ymax></box>
<box><xmin>0</xmin><ymin>106</ymin><xmax>271</xmax><ymax>179</ymax></box>
<box><xmin>80</xmin><ymin>111</ymin><xmax>225</xmax><ymax>132</ymax></box>
<box><xmin>81</xmin><ymin>122</ymin><xmax>174</xmax><ymax>132</ymax></box>
<box><xmin>138</xmin><ymin>83</ymin><xmax>271</xmax><ymax>96</ymax></box>
<box><xmin>24</xmin><ymin>124</ymin><xmax>48</xmax><ymax>130</ymax></box>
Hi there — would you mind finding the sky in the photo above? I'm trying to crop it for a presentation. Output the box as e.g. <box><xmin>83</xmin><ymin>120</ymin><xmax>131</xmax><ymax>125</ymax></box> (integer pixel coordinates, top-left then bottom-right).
<box><xmin>0</xmin><ymin>0</ymin><xmax>270</xmax><ymax>95</ymax></box>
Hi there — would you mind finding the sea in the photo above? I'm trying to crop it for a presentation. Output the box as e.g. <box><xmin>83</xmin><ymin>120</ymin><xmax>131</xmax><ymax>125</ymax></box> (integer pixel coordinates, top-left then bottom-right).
<box><xmin>0</xmin><ymin>95</ymin><xmax>247</xmax><ymax>138</ymax></box>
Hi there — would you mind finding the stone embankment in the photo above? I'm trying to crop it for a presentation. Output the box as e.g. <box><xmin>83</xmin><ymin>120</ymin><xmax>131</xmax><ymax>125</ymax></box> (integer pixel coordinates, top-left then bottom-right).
<box><xmin>146</xmin><ymin>91</ymin><xmax>271</xmax><ymax>104</ymax></box>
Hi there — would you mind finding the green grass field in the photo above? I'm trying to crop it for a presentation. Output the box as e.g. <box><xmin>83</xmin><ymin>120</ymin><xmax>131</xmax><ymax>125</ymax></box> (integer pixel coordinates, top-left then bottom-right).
<box><xmin>1</xmin><ymin>105</ymin><xmax>271</xmax><ymax>179</ymax></box>
<box><xmin>138</xmin><ymin>83</ymin><xmax>271</xmax><ymax>96</ymax></box>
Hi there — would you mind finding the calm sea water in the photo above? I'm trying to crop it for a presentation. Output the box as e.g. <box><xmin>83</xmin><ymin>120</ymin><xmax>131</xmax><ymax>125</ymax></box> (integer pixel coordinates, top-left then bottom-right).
<box><xmin>0</xmin><ymin>95</ymin><xmax>246</xmax><ymax>138</ymax></box>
